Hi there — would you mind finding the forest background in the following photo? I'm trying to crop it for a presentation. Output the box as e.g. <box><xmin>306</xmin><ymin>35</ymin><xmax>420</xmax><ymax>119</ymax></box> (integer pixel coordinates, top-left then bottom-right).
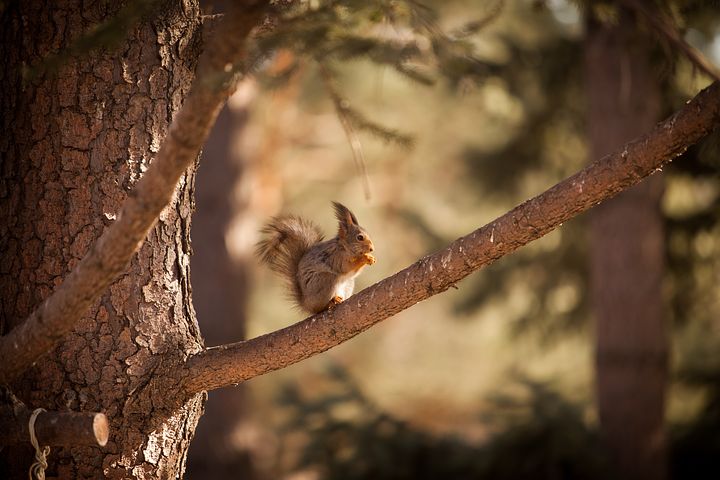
<box><xmin>186</xmin><ymin>1</ymin><xmax>720</xmax><ymax>479</ymax></box>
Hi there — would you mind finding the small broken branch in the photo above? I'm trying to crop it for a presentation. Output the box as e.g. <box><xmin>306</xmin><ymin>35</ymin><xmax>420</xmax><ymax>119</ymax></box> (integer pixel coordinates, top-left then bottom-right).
<box><xmin>181</xmin><ymin>81</ymin><xmax>720</xmax><ymax>396</ymax></box>
<box><xmin>0</xmin><ymin>406</ymin><xmax>108</xmax><ymax>447</ymax></box>
<box><xmin>0</xmin><ymin>2</ymin><xmax>270</xmax><ymax>384</ymax></box>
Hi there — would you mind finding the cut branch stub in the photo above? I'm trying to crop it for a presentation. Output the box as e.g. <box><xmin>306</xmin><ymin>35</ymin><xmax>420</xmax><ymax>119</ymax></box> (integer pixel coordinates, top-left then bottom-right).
<box><xmin>0</xmin><ymin>407</ymin><xmax>109</xmax><ymax>447</ymax></box>
<box><xmin>182</xmin><ymin>81</ymin><xmax>720</xmax><ymax>396</ymax></box>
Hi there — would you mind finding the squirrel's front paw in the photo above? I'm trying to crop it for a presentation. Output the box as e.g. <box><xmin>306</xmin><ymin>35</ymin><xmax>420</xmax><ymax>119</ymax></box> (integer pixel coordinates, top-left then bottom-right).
<box><xmin>327</xmin><ymin>296</ymin><xmax>344</xmax><ymax>310</ymax></box>
<box><xmin>362</xmin><ymin>252</ymin><xmax>376</xmax><ymax>265</ymax></box>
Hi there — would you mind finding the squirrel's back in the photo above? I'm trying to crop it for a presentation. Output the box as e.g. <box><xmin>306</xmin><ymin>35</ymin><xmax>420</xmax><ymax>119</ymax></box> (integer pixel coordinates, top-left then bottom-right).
<box><xmin>256</xmin><ymin>215</ymin><xmax>324</xmax><ymax>303</ymax></box>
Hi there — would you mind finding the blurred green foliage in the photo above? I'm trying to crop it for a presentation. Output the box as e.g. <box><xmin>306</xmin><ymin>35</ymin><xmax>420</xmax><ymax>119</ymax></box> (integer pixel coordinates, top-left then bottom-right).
<box><xmin>671</xmin><ymin>328</ymin><xmax>720</xmax><ymax>478</ymax></box>
<box><xmin>278</xmin><ymin>362</ymin><xmax>720</xmax><ymax>478</ymax></box>
<box><xmin>252</xmin><ymin>0</ymin><xmax>507</xmax><ymax>149</ymax></box>
<box><xmin>450</xmin><ymin>0</ymin><xmax>720</xmax><ymax>343</ymax></box>
<box><xmin>278</xmin><ymin>366</ymin><xmax>609</xmax><ymax>480</ymax></box>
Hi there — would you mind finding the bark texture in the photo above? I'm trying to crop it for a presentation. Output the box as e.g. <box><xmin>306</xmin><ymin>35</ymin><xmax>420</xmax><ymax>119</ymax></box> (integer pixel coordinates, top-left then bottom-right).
<box><xmin>0</xmin><ymin>1</ymin><xmax>205</xmax><ymax>477</ymax></box>
<box><xmin>181</xmin><ymin>81</ymin><xmax>720</xmax><ymax>396</ymax></box>
<box><xmin>586</xmin><ymin>10</ymin><xmax>668</xmax><ymax>480</ymax></box>
<box><xmin>0</xmin><ymin>0</ymin><xmax>267</xmax><ymax>385</ymax></box>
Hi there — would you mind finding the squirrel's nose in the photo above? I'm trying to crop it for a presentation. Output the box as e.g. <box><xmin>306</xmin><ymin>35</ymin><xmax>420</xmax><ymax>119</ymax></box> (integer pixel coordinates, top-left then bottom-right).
<box><xmin>368</xmin><ymin>243</ymin><xmax>374</xmax><ymax>252</ymax></box>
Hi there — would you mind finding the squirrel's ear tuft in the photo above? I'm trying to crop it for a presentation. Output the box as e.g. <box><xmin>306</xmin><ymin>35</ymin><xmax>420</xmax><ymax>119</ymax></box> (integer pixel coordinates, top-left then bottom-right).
<box><xmin>333</xmin><ymin>202</ymin><xmax>358</xmax><ymax>225</ymax></box>
<box><xmin>333</xmin><ymin>202</ymin><xmax>358</xmax><ymax>238</ymax></box>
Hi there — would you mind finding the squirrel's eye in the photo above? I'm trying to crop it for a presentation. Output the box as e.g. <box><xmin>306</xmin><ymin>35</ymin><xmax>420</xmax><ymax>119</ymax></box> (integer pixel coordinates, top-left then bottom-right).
<box><xmin>356</xmin><ymin>234</ymin><xmax>365</xmax><ymax>241</ymax></box>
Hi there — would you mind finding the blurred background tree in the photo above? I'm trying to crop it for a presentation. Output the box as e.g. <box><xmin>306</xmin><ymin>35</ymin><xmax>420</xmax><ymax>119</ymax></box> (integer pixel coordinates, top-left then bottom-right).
<box><xmin>586</xmin><ymin>4</ymin><xmax>667</xmax><ymax>479</ymax></box>
<box><xmin>187</xmin><ymin>0</ymin><xmax>720</xmax><ymax>478</ymax></box>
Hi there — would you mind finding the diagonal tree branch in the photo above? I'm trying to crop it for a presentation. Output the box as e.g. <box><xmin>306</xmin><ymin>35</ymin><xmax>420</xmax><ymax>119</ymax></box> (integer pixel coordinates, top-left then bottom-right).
<box><xmin>181</xmin><ymin>81</ymin><xmax>720</xmax><ymax>396</ymax></box>
<box><xmin>0</xmin><ymin>2</ymin><xmax>270</xmax><ymax>385</ymax></box>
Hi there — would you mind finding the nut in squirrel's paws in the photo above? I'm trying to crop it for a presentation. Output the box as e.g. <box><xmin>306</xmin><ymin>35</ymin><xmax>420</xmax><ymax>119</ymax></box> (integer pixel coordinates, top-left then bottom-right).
<box><xmin>362</xmin><ymin>252</ymin><xmax>376</xmax><ymax>265</ymax></box>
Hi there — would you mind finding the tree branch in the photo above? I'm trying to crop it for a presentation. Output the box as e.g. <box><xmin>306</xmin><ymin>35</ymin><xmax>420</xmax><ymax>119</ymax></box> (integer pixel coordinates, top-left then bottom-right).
<box><xmin>182</xmin><ymin>81</ymin><xmax>720</xmax><ymax>396</ymax></box>
<box><xmin>0</xmin><ymin>2</ymin><xmax>270</xmax><ymax>384</ymax></box>
<box><xmin>0</xmin><ymin>386</ymin><xmax>108</xmax><ymax>447</ymax></box>
<box><xmin>0</xmin><ymin>408</ymin><xmax>109</xmax><ymax>447</ymax></box>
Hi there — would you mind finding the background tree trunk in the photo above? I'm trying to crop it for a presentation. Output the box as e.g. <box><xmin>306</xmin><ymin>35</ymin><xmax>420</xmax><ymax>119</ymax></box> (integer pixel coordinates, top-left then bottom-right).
<box><xmin>0</xmin><ymin>1</ymin><xmax>206</xmax><ymax>477</ymax></box>
<box><xmin>186</xmin><ymin>91</ymin><xmax>260</xmax><ymax>479</ymax></box>
<box><xmin>586</xmin><ymin>9</ymin><xmax>669</xmax><ymax>480</ymax></box>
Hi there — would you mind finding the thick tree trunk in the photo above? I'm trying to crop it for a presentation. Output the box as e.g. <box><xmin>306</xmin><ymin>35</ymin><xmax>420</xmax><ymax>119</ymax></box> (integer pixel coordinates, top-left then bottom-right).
<box><xmin>0</xmin><ymin>1</ymin><xmax>205</xmax><ymax>478</ymax></box>
<box><xmin>586</xmin><ymin>10</ymin><xmax>668</xmax><ymax>480</ymax></box>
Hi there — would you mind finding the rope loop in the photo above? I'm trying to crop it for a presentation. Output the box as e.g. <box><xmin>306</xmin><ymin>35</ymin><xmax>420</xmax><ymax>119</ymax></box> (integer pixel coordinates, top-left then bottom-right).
<box><xmin>28</xmin><ymin>408</ymin><xmax>49</xmax><ymax>480</ymax></box>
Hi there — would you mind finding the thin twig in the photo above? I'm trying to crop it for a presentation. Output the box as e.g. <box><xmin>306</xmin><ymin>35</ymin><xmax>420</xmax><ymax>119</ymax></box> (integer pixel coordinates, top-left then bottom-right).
<box><xmin>620</xmin><ymin>0</ymin><xmax>720</xmax><ymax>82</ymax></box>
<box><xmin>318</xmin><ymin>63</ymin><xmax>373</xmax><ymax>200</ymax></box>
<box><xmin>450</xmin><ymin>0</ymin><xmax>505</xmax><ymax>38</ymax></box>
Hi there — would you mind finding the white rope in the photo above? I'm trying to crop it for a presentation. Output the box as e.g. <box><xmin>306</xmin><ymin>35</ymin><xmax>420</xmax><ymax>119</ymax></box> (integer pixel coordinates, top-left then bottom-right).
<box><xmin>28</xmin><ymin>408</ymin><xmax>49</xmax><ymax>480</ymax></box>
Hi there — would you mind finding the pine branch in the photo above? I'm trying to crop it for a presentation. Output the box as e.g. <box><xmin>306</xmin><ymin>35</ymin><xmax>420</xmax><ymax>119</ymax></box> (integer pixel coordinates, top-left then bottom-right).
<box><xmin>318</xmin><ymin>61</ymin><xmax>413</xmax><ymax>199</ymax></box>
<box><xmin>620</xmin><ymin>0</ymin><xmax>720</xmax><ymax>82</ymax></box>
<box><xmin>181</xmin><ymin>81</ymin><xmax>720</xmax><ymax>396</ymax></box>
<box><xmin>252</xmin><ymin>0</ymin><xmax>494</xmax><ymax>89</ymax></box>
<box><xmin>450</xmin><ymin>0</ymin><xmax>505</xmax><ymax>39</ymax></box>
<box><xmin>319</xmin><ymin>64</ymin><xmax>372</xmax><ymax>199</ymax></box>
<box><xmin>0</xmin><ymin>2</ymin><xmax>271</xmax><ymax>385</ymax></box>
<box><xmin>321</xmin><ymin>64</ymin><xmax>414</xmax><ymax>147</ymax></box>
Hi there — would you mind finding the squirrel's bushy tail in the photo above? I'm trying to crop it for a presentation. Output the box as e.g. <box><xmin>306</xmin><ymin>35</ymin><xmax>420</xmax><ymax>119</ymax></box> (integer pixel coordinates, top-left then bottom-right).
<box><xmin>256</xmin><ymin>215</ymin><xmax>324</xmax><ymax>301</ymax></box>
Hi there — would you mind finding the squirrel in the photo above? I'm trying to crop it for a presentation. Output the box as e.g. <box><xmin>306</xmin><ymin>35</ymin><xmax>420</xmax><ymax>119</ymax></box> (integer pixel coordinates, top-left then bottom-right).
<box><xmin>256</xmin><ymin>202</ymin><xmax>376</xmax><ymax>314</ymax></box>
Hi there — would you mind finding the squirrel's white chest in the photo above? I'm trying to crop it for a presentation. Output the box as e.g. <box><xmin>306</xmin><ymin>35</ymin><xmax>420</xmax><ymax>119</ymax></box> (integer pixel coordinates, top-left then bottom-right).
<box><xmin>334</xmin><ymin>269</ymin><xmax>361</xmax><ymax>299</ymax></box>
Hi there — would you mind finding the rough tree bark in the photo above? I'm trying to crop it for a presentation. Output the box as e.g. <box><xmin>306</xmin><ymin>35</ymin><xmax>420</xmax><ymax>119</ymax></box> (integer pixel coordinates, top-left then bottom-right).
<box><xmin>586</xmin><ymin>9</ymin><xmax>668</xmax><ymax>480</ymax></box>
<box><xmin>0</xmin><ymin>1</ymin><xmax>205</xmax><ymax>477</ymax></box>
